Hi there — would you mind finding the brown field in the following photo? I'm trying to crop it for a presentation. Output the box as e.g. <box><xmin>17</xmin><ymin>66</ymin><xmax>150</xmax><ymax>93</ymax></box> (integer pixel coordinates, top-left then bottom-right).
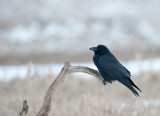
<box><xmin>0</xmin><ymin>47</ymin><xmax>160</xmax><ymax>65</ymax></box>
<box><xmin>0</xmin><ymin>69</ymin><xmax>160</xmax><ymax>116</ymax></box>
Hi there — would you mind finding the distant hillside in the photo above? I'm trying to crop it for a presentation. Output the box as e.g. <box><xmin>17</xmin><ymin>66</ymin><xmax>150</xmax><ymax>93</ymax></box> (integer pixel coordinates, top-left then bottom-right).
<box><xmin>0</xmin><ymin>0</ymin><xmax>160</xmax><ymax>59</ymax></box>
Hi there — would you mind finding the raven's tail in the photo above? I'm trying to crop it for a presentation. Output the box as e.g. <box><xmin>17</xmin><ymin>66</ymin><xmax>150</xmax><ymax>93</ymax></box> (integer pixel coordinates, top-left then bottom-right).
<box><xmin>119</xmin><ymin>79</ymin><xmax>141</xmax><ymax>97</ymax></box>
<box><xmin>128</xmin><ymin>78</ymin><xmax>142</xmax><ymax>92</ymax></box>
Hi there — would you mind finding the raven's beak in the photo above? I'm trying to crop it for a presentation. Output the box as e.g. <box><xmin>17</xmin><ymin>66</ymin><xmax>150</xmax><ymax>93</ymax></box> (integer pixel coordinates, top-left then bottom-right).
<box><xmin>89</xmin><ymin>47</ymin><xmax>97</xmax><ymax>51</ymax></box>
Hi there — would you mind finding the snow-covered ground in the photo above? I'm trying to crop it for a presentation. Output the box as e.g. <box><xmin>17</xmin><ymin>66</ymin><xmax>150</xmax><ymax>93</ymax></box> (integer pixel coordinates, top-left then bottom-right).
<box><xmin>0</xmin><ymin>58</ymin><xmax>160</xmax><ymax>81</ymax></box>
<box><xmin>0</xmin><ymin>0</ymin><xmax>160</xmax><ymax>80</ymax></box>
<box><xmin>0</xmin><ymin>0</ymin><xmax>160</xmax><ymax>55</ymax></box>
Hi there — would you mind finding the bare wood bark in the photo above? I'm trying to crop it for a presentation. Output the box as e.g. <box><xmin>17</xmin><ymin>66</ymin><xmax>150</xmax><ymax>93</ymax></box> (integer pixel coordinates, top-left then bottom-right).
<box><xmin>18</xmin><ymin>60</ymin><xmax>102</xmax><ymax>116</ymax></box>
<box><xmin>18</xmin><ymin>100</ymin><xmax>29</xmax><ymax>116</ymax></box>
<box><xmin>36</xmin><ymin>60</ymin><xmax>102</xmax><ymax>116</ymax></box>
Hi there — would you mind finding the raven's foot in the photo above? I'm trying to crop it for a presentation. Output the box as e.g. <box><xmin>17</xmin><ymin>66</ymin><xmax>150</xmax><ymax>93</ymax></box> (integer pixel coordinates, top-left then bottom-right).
<box><xmin>102</xmin><ymin>80</ymin><xmax>106</xmax><ymax>85</ymax></box>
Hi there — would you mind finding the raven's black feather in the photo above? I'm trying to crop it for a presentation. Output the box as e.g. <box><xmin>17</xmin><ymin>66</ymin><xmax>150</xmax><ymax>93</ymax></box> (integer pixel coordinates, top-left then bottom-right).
<box><xmin>90</xmin><ymin>45</ymin><xmax>141</xmax><ymax>96</ymax></box>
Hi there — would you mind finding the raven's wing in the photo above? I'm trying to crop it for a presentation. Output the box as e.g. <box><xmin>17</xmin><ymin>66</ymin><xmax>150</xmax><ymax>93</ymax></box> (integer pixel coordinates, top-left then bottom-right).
<box><xmin>97</xmin><ymin>54</ymin><xmax>141</xmax><ymax>96</ymax></box>
<box><xmin>97</xmin><ymin>54</ymin><xmax>131</xmax><ymax>78</ymax></box>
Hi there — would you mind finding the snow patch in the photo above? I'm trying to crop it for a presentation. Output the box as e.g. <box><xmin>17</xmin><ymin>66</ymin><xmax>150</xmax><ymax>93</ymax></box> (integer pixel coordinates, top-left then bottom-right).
<box><xmin>0</xmin><ymin>58</ymin><xmax>160</xmax><ymax>81</ymax></box>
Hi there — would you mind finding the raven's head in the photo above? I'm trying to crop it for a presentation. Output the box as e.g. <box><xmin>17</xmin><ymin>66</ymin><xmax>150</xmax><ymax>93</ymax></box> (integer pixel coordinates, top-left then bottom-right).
<box><xmin>89</xmin><ymin>45</ymin><xmax>110</xmax><ymax>55</ymax></box>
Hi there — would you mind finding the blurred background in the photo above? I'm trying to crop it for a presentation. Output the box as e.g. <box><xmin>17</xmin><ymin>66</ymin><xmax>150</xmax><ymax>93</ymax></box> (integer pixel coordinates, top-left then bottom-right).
<box><xmin>0</xmin><ymin>0</ymin><xmax>160</xmax><ymax>116</ymax></box>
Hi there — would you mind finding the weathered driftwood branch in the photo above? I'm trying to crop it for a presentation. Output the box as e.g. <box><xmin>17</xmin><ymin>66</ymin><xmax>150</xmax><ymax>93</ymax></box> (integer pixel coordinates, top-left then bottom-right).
<box><xmin>36</xmin><ymin>60</ymin><xmax>102</xmax><ymax>116</ymax></box>
<box><xmin>19</xmin><ymin>60</ymin><xmax>102</xmax><ymax>116</ymax></box>
<box><xmin>18</xmin><ymin>100</ymin><xmax>29</xmax><ymax>116</ymax></box>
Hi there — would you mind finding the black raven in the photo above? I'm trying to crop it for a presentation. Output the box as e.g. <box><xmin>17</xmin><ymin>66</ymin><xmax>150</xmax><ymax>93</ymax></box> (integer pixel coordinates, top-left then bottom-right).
<box><xmin>90</xmin><ymin>44</ymin><xmax>141</xmax><ymax>96</ymax></box>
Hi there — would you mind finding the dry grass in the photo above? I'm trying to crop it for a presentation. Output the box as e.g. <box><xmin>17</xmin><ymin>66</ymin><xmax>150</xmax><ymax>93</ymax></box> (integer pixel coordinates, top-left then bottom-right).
<box><xmin>0</xmin><ymin>71</ymin><xmax>160</xmax><ymax>116</ymax></box>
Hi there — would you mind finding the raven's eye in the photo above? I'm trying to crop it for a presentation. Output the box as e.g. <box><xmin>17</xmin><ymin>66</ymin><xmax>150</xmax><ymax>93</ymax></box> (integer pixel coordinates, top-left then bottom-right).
<box><xmin>98</xmin><ymin>47</ymin><xmax>102</xmax><ymax>51</ymax></box>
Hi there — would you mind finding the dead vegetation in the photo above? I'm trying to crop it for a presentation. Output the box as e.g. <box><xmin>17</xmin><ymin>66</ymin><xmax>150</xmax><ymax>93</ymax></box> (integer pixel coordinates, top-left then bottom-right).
<box><xmin>0</xmin><ymin>61</ymin><xmax>160</xmax><ymax>116</ymax></box>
